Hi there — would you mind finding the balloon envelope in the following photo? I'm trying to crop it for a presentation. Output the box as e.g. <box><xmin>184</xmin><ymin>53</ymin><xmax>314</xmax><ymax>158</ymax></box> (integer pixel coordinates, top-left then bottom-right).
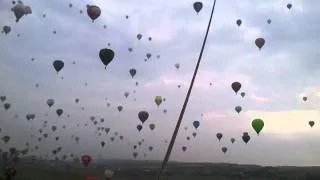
<box><xmin>129</xmin><ymin>69</ymin><xmax>136</xmax><ymax>78</ymax></box>
<box><xmin>193</xmin><ymin>2</ymin><xmax>203</xmax><ymax>14</ymax></box>
<box><xmin>222</xmin><ymin>147</ymin><xmax>227</xmax><ymax>154</ymax></box>
<box><xmin>87</xmin><ymin>5</ymin><xmax>101</xmax><ymax>22</ymax></box>
<box><xmin>99</xmin><ymin>48</ymin><xmax>115</xmax><ymax>68</ymax></box>
<box><xmin>11</xmin><ymin>3</ymin><xmax>25</xmax><ymax>22</ymax></box>
<box><xmin>47</xmin><ymin>99</ymin><xmax>54</xmax><ymax>107</ymax></box>
<box><xmin>138</xmin><ymin>111</ymin><xmax>149</xmax><ymax>123</ymax></box>
<box><xmin>81</xmin><ymin>155</ymin><xmax>92</xmax><ymax>167</ymax></box>
<box><xmin>236</xmin><ymin>19</ymin><xmax>242</xmax><ymax>26</ymax></box>
<box><xmin>216</xmin><ymin>133</ymin><xmax>223</xmax><ymax>141</ymax></box>
<box><xmin>252</xmin><ymin>118</ymin><xmax>264</xmax><ymax>135</ymax></box>
<box><xmin>231</xmin><ymin>82</ymin><xmax>241</xmax><ymax>94</ymax></box>
<box><xmin>53</xmin><ymin>60</ymin><xmax>64</xmax><ymax>73</ymax></box>
<box><xmin>235</xmin><ymin>106</ymin><xmax>242</xmax><ymax>113</ymax></box>
<box><xmin>155</xmin><ymin>96</ymin><xmax>162</xmax><ymax>106</ymax></box>
<box><xmin>193</xmin><ymin>121</ymin><xmax>200</xmax><ymax>129</ymax></box>
<box><xmin>2</xmin><ymin>26</ymin><xmax>11</xmax><ymax>35</ymax></box>
<box><xmin>255</xmin><ymin>38</ymin><xmax>265</xmax><ymax>50</ymax></box>
<box><xmin>309</xmin><ymin>121</ymin><xmax>315</xmax><ymax>128</ymax></box>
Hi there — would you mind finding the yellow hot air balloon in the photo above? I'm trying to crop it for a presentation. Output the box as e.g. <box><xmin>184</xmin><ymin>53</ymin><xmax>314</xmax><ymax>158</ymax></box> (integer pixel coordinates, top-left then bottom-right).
<box><xmin>149</xmin><ymin>123</ymin><xmax>156</xmax><ymax>131</ymax></box>
<box><xmin>154</xmin><ymin>96</ymin><xmax>162</xmax><ymax>107</ymax></box>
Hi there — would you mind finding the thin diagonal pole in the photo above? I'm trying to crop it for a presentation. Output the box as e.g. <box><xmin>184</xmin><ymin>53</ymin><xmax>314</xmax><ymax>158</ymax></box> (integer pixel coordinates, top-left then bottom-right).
<box><xmin>158</xmin><ymin>0</ymin><xmax>218</xmax><ymax>179</ymax></box>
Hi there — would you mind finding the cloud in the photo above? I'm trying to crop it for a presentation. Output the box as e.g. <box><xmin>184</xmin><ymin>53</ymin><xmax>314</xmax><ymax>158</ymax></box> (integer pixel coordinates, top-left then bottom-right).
<box><xmin>250</xmin><ymin>94</ymin><xmax>271</xmax><ymax>104</ymax></box>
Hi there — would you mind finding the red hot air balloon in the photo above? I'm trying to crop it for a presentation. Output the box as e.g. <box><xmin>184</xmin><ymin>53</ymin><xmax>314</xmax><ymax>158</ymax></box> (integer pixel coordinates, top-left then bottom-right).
<box><xmin>81</xmin><ymin>155</ymin><xmax>92</xmax><ymax>167</ymax></box>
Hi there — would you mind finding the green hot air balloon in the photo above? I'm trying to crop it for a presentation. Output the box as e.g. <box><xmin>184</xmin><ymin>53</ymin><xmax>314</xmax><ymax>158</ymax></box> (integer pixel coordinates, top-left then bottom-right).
<box><xmin>252</xmin><ymin>118</ymin><xmax>264</xmax><ymax>135</ymax></box>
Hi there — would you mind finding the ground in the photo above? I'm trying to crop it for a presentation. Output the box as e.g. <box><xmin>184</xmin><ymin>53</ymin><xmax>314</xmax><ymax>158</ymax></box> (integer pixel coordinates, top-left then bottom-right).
<box><xmin>1</xmin><ymin>158</ymin><xmax>320</xmax><ymax>180</ymax></box>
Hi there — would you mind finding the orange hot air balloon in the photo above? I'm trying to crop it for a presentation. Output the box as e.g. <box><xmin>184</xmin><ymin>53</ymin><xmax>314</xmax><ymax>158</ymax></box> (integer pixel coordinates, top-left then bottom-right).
<box><xmin>81</xmin><ymin>155</ymin><xmax>92</xmax><ymax>167</ymax></box>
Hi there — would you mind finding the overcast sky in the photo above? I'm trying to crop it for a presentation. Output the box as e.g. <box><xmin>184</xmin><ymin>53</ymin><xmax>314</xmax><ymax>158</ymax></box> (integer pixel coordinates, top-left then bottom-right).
<box><xmin>0</xmin><ymin>0</ymin><xmax>320</xmax><ymax>167</ymax></box>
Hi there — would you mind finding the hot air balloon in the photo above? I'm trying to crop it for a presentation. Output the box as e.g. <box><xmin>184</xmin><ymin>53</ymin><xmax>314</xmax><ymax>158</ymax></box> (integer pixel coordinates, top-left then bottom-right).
<box><xmin>99</xmin><ymin>48</ymin><xmax>115</xmax><ymax>69</ymax></box>
<box><xmin>193</xmin><ymin>2</ymin><xmax>203</xmax><ymax>14</ymax></box>
<box><xmin>240</xmin><ymin>92</ymin><xmax>245</xmax><ymax>98</ymax></box>
<box><xmin>235</xmin><ymin>106</ymin><xmax>242</xmax><ymax>113</ymax></box>
<box><xmin>81</xmin><ymin>155</ymin><xmax>92</xmax><ymax>167</ymax></box>
<box><xmin>68</xmin><ymin>3</ymin><xmax>73</xmax><ymax>8</ymax></box>
<box><xmin>2</xmin><ymin>26</ymin><xmax>11</xmax><ymax>35</ymax></box>
<box><xmin>149</xmin><ymin>146</ymin><xmax>153</xmax><ymax>151</ymax></box>
<box><xmin>303</xmin><ymin>96</ymin><xmax>307</xmax><ymax>101</ymax></box>
<box><xmin>133</xmin><ymin>152</ymin><xmax>138</xmax><ymax>158</ymax></box>
<box><xmin>24</xmin><ymin>5</ymin><xmax>32</xmax><ymax>15</ymax></box>
<box><xmin>231</xmin><ymin>82</ymin><xmax>241</xmax><ymax>94</ymax></box>
<box><xmin>47</xmin><ymin>99</ymin><xmax>54</xmax><ymax>108</ymax></box>
<box><xmin>146</xmin><ymin>53</ymin><xmax>151</xmax><ymax>59</ymax></box>
<box><xmin>11</xmin><ymin>2</ymin><xmax>25</xmax><ymax>22</ymax></box>
<box><xmin>216</xmin><ymin>133</ymin><xmax>223</xmax><ymax>141</ymax></box>
<box><xmin>137</xmin><ymin>125</ymin><xmax>143</xmax><ymax>132</ymax></box>
<box><xmin>193</xmin><ymin>121</ymin><xmax>200</xmax><ymax>129</ymax></box>
<box><xmin>43</xmin><ymin>133</ymin><xmax>48</xmax><ymax>138</ymax></box>
<box><xmin>222</xmin><ymin>147</ymin><xmax>227</xmax><ymax>154</ymax></box>
<box><xmin>192</xmin><ymin>132</ymin><xmax>197</xmax><ymax>138</ymax></box>
<box><xmin>149</xmin><ymin>123</ymin><xmax>155</xmax><ymax>131</ymax></box>
<box><xmin>104</xmin><ymin>169</ymin><xmax>114</xmax><ymax>180</ymax></box>
<box><xmin>138</xmin><ymin>111</ymin><xmax>149</xmax><ymax>123</ymax></box>
<box><xmin>53</xmin><ymin>60</ymin><xmax>64</xmax><ymax>73</ymax></box>
<box><xmin>128</xmin><ymin>47</ymin><xmax>133</xmax><ymax>52</ymax></box>
<box><xmin>87</xmin><ymin>5</ymin><xmax>101</xmax><ymax>22</ymax></box>
<box><xmin>252</xmin><ymin>118</ymin><xmax>264</xmax><ymax>135</ymax></box>
<box><xmin>242</xmin><ymin>132</ymin><xmax>250</xmax><ymax>144</ymax></box>
<box><xmin>129</xmin><ymin>69</ymin><xmax>136</xmax><ymax>78</ymax></box>
<box><xmin>174</xmin><ymin>63</ymin><xmax>180</xmax><ymax>70</ymax></box>
<box><xmin>182</xmin><ymin>146</ymin><xmax>187</xmax><ymax>152</ymax></box>
<box><xmin>137</xmin><ymin>34</ymin><xmax>142</xmax><ymax>40</ymax></box>
<box><xmin>105</xmin><ymin>128</ymin><xmax>110</xmax><ymax>134</ymax></box>
<box><xmin>236</xmin><ymin>19</ymin><xmax>242</xmax><ymax>26</ymax></box>
<box><xmin>287</xmin><ymin>3</ymin><xmax>292</xmax><ymax>10</ymax></box>
<box><xmin>186</xmin><ymin>136</ymin><xmax>190</xmax><ymax>140</ymax></box>
<box><xmin>267</xmin><ymin>19</ymin><xmax>271</xmax><ymax>24</ymax></box>
<box><xmin>309</xmin><ymin>121</ymin><xmax>315</xmax><ymax>128</ymax></box>
<box><xmin>51</xmin><ymin>126</ymin><xmax>57</xmax><ymax>132</ymax></box>
<box><xmin>255</xmin><ymin>38</ymin><xmax>265</xmax><ymax>50</ymax></box>
<box><xmin>0</xmin><ymin>96</ymin><xmax>6</xmax><ymax>102</ymax></box>
<box><xmin>2</xmin><ymin>136</ymin><xmax>10</xmax><ymax>144</ymax></box>
<box><xmin>117</xmin><ymin>106</ymin><xmax>123</xmax><ymax>112</ymax></box>
<box><xmin>75</xmin><ymin>98</ymin><xmax>79</xmax><ymax>103</ymax></box>
<box><xmin>155</xmin><ymin>96</ymin><xmax>162</xmax><ymax>106</ymax></box>
<box><xmin>101</xmin><ymin>141</ymin><xmax>105</xmax><ymax>147</ymax></box>
<box><xmin>56</xmin><ymin>109</ymin><xmax>63</xmax><ymax>117</ymax></box>
<box><xmin>231</xmin><ymin>138</ymin><xmax>235</xmax><ymax>144</ymax></box>
<box><xmin>4</xmin><ymin>103</ymin><xmax>11</xmax><ymax>111</ymax></box>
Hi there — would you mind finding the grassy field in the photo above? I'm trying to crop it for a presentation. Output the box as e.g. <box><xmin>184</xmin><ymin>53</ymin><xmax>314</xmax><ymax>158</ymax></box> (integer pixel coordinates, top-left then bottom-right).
<box><xmin>1</xmin><ymin>159</ymin><xmax>320</xmax><ymax>180</ymax></box>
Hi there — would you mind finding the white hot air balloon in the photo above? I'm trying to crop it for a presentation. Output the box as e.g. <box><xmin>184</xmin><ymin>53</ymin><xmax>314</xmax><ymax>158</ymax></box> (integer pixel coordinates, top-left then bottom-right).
<box><xmin>104</xmin><ymin>169</ymin><xmax>114</xmax><ymax>180</ymax></box>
